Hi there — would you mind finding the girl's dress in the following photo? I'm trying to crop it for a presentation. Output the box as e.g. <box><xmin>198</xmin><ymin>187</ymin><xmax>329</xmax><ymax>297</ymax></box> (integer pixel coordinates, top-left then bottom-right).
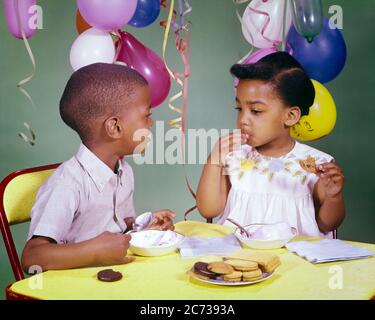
<box><xmin>219</xmin><ymin>141</ymin><xmax>334</xmax><ymax>238</ymax></box>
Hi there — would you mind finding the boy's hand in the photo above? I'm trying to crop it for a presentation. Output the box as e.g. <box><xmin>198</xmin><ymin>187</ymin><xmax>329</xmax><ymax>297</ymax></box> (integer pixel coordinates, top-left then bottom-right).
<box><xmin>210</xmin><ymin>133</ymin><xmax>248</xmax><ymax>167</ymax></box>
<box><xmin>316</xmin><ymin>162</ymin><xmax>345</xmax><ymax>198</ymax></box>
<box><xmin>148</xmin><ymin>209</ymin><xmax>176</xmax><ymax>231</ymax></box>
<box><xmin>92</xmin><ymin>231</ymin><xmax>135</xmax><ymax>266</ymax></box>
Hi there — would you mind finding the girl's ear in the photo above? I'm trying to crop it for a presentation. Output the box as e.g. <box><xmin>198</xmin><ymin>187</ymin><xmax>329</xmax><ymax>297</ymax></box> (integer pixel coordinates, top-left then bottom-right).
<box><xmin>104</xmin><ymin>116</ymin><xmax>122</xmax><ymax>139</ymax></box>
<box><xmin>284</xmin><ymin>106</ymin><xmax>301</xmax><ymax>127</ymax></box>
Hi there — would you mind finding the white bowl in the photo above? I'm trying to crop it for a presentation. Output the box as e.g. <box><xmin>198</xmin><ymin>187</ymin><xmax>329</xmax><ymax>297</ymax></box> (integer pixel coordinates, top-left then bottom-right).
<box><xmin>129</xmin><ymin>230</ymin><xmax>185</xmax><ymax>257</ymax></box>
<box><xmin>234</xmin><ymin>223</ymin><xmax>297</xmax><ymax>250</ymax></box>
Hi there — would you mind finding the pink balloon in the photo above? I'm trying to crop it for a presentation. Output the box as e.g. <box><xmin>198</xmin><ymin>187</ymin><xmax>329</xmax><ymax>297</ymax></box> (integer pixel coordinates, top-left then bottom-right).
<box><xmin>77</xmin><ymin>0</ymin><xmax>138</xmax><ymax>31</ymax></box>
<box><xmin>234</xmin><ymin>48</ymin><xmax>278</xmax><ymax>87</ymax></box>
<box><xmin>3</xmin><ymin>0</ymin><xmax>37</xmax><ymax>39</ymax></box>
<box><xmin>117</xmin><ymin>31</ymin><xmax>171</xmax><ymax>108</ymax></box>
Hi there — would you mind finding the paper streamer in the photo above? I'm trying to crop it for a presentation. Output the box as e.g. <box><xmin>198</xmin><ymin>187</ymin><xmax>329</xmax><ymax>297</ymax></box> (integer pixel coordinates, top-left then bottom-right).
<box><xmin>161</xmin><ymin>0</ymin><xmax>199</xmax><ymax>220</ymax></box>
<box><xmin>18</xmin><ymin>122</ymin><xmax>36</xmax><ymax>146</ymax></box>
<box><xmin>15</xmin><ymin>0</ymin><xmax>37</xmax><ymax>145</ymax></box>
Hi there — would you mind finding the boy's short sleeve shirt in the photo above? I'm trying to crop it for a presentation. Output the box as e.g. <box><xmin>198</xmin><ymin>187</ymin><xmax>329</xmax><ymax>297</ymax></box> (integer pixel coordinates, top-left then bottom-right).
<box><xmin>27</xmin><ymin>144</ymin><xmax>136</xmax><ymax>244</ymax></box>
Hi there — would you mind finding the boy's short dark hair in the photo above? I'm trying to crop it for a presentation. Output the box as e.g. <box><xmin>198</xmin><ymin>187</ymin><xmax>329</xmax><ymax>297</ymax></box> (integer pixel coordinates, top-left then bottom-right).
<box><xmin>230</xmin><ymin>52</ymin><xmax>315</xmax><ymax>116</ymax></box>
<box><xmin>60</xmin><ymin>63</ymin><xmax>148</xmax><ymax>142</ymax></box>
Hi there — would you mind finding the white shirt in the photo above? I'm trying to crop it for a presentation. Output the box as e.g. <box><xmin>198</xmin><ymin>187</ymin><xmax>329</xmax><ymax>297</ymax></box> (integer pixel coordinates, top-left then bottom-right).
<box><xmin>27</xmin><ymin>144</ymin><xmax>136</xmax><ymax>244</ymax></box>
<box><xmin>219</xmin><ymin>141</ymin><xmax>334</xmax><ymax>238</ymax></box>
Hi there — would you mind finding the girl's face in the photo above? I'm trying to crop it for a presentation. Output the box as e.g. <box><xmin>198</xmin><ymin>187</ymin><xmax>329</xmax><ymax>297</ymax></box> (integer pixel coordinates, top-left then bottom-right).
<box><xmin>235</xmin><ymin>79</ymin><xmax>294</xmax><ymax>148</ymax></box>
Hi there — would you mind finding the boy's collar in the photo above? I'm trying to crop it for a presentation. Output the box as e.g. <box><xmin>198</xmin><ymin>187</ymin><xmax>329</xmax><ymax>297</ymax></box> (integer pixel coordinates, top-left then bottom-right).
<box><xmin>75</xmin><ymin>143</ymin><xmax>124</xmax><ymax>192</ymax></box>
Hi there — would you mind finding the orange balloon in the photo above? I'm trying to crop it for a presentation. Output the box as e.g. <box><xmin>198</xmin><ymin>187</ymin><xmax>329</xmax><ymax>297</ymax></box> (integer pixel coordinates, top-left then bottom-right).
<box><xmin>76</xmin><ymin>10</ymin><xmax>91</xmax><ymax>34</ymax></box>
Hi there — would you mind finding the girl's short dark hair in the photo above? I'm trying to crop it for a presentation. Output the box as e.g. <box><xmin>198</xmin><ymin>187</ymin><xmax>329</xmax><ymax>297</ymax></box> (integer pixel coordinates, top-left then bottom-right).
<box><xmin>230</xmin><ymin>52</ymin><xmax>315</xmax><ymax>116</ymax></box>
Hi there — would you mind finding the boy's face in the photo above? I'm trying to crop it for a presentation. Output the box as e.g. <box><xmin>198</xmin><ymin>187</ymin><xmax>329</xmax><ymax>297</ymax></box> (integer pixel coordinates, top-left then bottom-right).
<box><xmin>235</xmin><ymin>79</ymin><xmax>292</xmax><ymax>148</ymax></box>
<box><xmin>119</xmin><ymin>85</ymin><xmax>153</xmax><ymax>155</ymax></box>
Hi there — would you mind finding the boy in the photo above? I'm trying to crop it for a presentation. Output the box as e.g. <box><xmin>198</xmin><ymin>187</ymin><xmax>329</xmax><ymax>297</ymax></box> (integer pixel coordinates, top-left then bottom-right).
<box><xmin>22</xmin><ymin>63</ymin><xmax>175</xmax><ymax>272</ymax></box>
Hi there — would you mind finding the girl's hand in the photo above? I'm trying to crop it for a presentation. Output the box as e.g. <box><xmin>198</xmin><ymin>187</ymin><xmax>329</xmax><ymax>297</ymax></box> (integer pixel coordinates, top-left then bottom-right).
<box><xmin>210</xmin><ymin>132</ymin><xmax>248</xmax><ymax>167</ymax></box>
<box><xmin>148</xmin><ymin>209</ymin><xmax>176</xmax><ymax>231</ymax></box>
<box><xmin>316</xmin><ymin>162</ymin><xmax>345</xmax><ymax>198</ymax></box>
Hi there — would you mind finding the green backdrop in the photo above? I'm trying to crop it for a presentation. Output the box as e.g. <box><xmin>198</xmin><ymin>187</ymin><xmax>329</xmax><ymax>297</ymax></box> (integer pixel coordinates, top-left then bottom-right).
<box><xmin>0</xmin><ymin>0</ymin><xmax>374</xmax><ymax>299</ymax></box>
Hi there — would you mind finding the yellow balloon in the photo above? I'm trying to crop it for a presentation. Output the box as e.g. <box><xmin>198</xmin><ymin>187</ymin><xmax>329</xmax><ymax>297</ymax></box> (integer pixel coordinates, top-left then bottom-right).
<box><xmin>290</xmin><ymin>79</ymin><xmax>337</xmax><ymax>141</ymax></box>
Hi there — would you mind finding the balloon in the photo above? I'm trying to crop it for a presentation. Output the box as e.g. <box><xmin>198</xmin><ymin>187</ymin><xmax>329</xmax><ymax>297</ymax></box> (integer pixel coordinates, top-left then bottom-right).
<box><xmin>3</xmin><ymin>0</ymin><xmax>37</xmax><ymax>39</ymax></box>
<box><xmin>234</xmin><ymin>48</ymin><xmax>278</xmax><ymax>87</ymax></box>
<box><xmin>242</xmin><ymin>0</ymin><xmax>292</xmax><ymax>49</ymax></box>
<box><xmin>70</xmin><ymin>28</ymin><xmax>116</xmax><ymax>71</ymax></box>
<box><xmin>117</xmin><ymin>31</ymin><xmax>171</xmax><ymax>108</ymax></box>
<box><xmin>290</xmin><ymin>0</ymin><xmax>323</xmax><ymax>43</ymax></box>
<box><xmin>291</xmin><ymin>80</ymin><xmax>336</xmax><ymax>141</ymax></box>
<box><xmin>77</xmin><ymin>0</ymin><xmax>138</xmax><ymax>31</ymax></box>
<box><xmin>128</xmin><ymin>0</ymin><xmax>160</xmax><ymax>28</ymax></box>
<box><xmin>76</xmin><ymin>9</ymin><xmax>91</xmax><ymax>34</ymax></box>
<box><xmin>286</xmin><ymin>18</ymin><xmax>347</xmax><ymax>83</ymax></box>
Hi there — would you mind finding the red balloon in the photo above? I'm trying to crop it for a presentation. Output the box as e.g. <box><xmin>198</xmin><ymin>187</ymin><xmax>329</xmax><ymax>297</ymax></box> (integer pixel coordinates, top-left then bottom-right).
<box><xmin>116</xmin><ymin>31</ymin><xmax>171</xmax><ymax>108</ymax></box>
<box><xmin>76</xmin><ymin>9</ymin><xmax>91</xmax><ymax>34</ymax></box>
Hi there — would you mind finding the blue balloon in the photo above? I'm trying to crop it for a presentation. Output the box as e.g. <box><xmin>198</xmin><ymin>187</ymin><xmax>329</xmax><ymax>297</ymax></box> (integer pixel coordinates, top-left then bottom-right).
<box><xmin>128</xmin><ymin>0</ymin><xmax>161</xmax><ymax>28</ymax></box>
<box><xmin>286</xmin><ymin>18</ymin><xmax>347</xmax><ymax>83</ymax></box>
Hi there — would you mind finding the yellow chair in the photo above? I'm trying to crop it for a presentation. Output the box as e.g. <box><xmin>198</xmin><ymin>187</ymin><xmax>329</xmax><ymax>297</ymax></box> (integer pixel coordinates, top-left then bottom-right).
<box><xmin>0</xmin><ymin>164</ymin><xmax>60</xmax><ymax>281</ymax></box>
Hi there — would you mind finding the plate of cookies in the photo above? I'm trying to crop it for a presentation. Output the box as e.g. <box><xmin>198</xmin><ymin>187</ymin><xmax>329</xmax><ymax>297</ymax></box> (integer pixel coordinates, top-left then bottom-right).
<box><xmin>190</xmin><ymin>258</ymin><xmax>274</xmax><ymax>286</ymax></box>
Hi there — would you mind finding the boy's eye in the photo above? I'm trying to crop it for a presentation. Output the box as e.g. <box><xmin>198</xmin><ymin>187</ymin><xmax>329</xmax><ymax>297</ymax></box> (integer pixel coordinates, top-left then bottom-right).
<box><xmin>235</xmin><ymin>107</ymin><xmax>242</xmax><ymax>112</ymax></box>
<box><xmin>251</xmin><ymin>110</ymin><xmax>262</xmax><ymax>114</ymax></box>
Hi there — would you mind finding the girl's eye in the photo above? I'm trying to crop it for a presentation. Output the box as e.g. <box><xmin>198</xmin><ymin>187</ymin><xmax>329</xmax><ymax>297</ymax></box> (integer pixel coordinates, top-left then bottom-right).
<box><xmin>235</xmin><ymin>107</ymin><xmax>242</xmax><ymax>112</ymax></box>
<box><xmin>147</xmin><ymin>113</ymin><xmax>152</xmax><ymax>117</ymax></box>
<box><xmin>251</xmin><ymin>110</ymin><xmax>262</xmax><ymax>114</ymax></box>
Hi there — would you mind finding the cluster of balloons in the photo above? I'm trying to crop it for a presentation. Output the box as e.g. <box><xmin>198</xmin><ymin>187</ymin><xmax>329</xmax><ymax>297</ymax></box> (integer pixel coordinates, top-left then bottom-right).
<box><xmin>239</xmin><ymin>0</ymin><xmax>346</xmax><ymax>141</ymax></box>
<box><xmin>70</xmin><ymin>0</ymin><xmax>170</xmax><ymax>108</ymax></box>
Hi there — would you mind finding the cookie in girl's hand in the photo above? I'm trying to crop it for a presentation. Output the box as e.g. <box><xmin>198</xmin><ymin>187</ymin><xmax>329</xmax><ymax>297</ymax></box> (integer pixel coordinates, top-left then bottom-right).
<box><xmin>299</xmin><ymin>156</ymin><xmax>318</xmax><ymax>174</ymax></box>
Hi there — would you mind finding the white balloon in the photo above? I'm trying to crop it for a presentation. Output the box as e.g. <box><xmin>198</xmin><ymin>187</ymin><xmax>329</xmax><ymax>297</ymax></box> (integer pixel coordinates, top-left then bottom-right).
<box><xmin>242</xmin><ymin>0</ymin><xmax>292</xmax><ymax>49</ymax></box>
<box><xmin>69</xmin><ymin>28</ymin><xmax>115</xmax><ymax>71</ymax></box>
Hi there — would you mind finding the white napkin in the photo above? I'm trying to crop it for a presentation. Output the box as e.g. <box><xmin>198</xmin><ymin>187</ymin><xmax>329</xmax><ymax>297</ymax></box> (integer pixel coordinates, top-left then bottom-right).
<box><xmin>286</xmin><ymin>239</ymin><xmax>374</xmax><ymax>263</ymax></box>
<box><xmin>178</xmin><ymin>234</ymin><xmax>241</xmax><ymax>258</ymax></box>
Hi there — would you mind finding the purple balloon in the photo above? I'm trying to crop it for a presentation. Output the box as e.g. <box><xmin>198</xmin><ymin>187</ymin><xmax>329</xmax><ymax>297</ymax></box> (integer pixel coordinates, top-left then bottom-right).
<box><xmin>234</xmin><ymin>48</ymin><xmax>277</xmax><ymax>87</ymax></box>
<box><xmin>77</xmin><ymin>0</ymin><xmax>138</xmax><ymax>31</ymax></box>
<box><xmin>3</xmin><ymin>0</ymin><xmax>37</xmax><ymax>39</ymax></box>
<box><xmin>117</xmin><ymin>31</ymin><xmax>171</xmax><ymax>108</ymax></box>
<box><xmin>286</xmin><ymin>18</ymin><xmax>347</xmax><ymax>83</ymax></box>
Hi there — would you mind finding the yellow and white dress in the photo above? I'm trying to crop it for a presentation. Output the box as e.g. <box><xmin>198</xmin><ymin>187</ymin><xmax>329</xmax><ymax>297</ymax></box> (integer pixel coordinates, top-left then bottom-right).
<box><xmin>219</xmin><ymin>141</ymin><xmax>334</xmax><ymax>238</ymax></box>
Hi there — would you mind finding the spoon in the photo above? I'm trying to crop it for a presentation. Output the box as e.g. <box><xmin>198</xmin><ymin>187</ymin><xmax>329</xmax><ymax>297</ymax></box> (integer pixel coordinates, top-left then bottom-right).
<box><xmin>227</xmin><ymin>218</ymin><xmax>251</xmax><ymax>238</ymax></box>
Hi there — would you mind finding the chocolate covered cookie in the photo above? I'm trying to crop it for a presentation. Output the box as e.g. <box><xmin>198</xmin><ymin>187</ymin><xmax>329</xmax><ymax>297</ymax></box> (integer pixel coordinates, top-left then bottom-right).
<box><xmin>97</xmin><ymin>269</ymin><xmax>123</xmax><ymax>282</ymax></box>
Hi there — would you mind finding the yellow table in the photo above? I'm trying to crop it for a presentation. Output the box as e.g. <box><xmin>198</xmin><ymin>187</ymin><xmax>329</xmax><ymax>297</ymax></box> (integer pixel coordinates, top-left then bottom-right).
<box><xmin>8</xmin><ymin>221</ymin><xmax>375</xmax><ymax>300</ymax></box>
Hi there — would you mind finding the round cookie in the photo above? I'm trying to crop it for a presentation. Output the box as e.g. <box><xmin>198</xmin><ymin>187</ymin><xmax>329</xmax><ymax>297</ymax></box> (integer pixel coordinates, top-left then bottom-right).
<box><xmin>242</xmin><ymin>269</ymin><xmax>262</xmax><ymax>282</ymax></box>
<box><xmin>299</xmin><ymin>156</ymin><xmax>317</xmax><ymax>174</ymax></box>
<box><xmin>207</xmin><ymin>262</ymin><xmax>234</xmax><ymax>275</ymax></box>
<box><xmin>223</xmin><ymin>271</ymin><xmax>243</xmax><ymax>282</ymax></box>
<box><xmin>224</xmin><ymin>259</ymin><xmax>259</xmax><ymax>272</ymax></box>
<box><xmin>193</xmin><ymin>262</ymin><xmax>218</xmax><ymax>279</ymax></box>
<box><xmin>97</xmin><ymin>269</ymin><xmax>122</xmax><ymax>282</ymax></box>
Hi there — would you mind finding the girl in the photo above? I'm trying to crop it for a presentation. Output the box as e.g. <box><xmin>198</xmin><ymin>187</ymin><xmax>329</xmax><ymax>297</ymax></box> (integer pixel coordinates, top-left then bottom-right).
<box><xmin>196</xmin><ymin>52</ymin><xmax>345</xmax><ymax>238</ymax></box>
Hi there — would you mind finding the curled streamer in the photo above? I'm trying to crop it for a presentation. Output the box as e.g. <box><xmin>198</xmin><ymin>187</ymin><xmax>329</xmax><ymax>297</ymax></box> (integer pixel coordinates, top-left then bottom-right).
<box><xmin>161</xmin><ymin>0</ymin><xmax>197</xmax><ymax>219</ymax></box>
<box><xmin>14</xmin><ymin>0</ymin><xmax>37</xmax><ymax>145</ymax></box>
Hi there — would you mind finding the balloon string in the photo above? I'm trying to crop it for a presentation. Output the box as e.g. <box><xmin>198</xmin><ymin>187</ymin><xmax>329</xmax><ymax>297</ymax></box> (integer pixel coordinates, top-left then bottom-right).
<box><xmin>281</xmin><ymin>0</ymin><xmax>288</xmax><ymax>52</ymax></box>
<box><xmin>14</xmin><ymin>0</ymin><xmax>37</xmax><ymax>146</ymax></box>
<box><xmin>248</xmin><ymin>2</ymin><xmax>281</xmax><ymax>48</ymax></box>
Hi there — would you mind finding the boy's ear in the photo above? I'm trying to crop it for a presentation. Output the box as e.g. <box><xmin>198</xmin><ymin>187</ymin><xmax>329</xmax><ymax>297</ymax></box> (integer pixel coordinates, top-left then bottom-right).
<box><xmin>104</xmin><ymin>116</ymin><xmax>123</xmax><ymax>139</ymax></box>
<box><xmin>284</xmin><ymin>106</ymin><xmax>301</xmax><ymax>127</ymax></box>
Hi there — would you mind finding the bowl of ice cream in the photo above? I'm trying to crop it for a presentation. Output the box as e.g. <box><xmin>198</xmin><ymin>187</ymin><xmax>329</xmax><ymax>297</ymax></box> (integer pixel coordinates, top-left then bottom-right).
<box><xmin>234</xmin><ymin>222</ymin><xmax>297</xmax><ymax>250</ymax></box>
<box><xmin>129</xmin><ymin>230</ymin><xmax>185</xmax><ymax>256</ymax></box>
